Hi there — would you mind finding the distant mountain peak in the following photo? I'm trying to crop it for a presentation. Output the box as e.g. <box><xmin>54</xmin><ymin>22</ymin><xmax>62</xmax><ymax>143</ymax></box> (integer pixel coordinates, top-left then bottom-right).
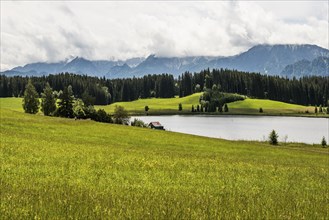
<box><xmin>2</xmin><ymin>44</ymin><xmax>328</xmax><ymax>78</ymax></box>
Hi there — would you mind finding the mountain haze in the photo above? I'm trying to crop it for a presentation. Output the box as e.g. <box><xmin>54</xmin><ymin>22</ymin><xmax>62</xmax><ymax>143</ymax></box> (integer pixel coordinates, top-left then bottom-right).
<box><xmin>2</xmin><ymin>44</ymin><xmax>328</xmax><ymax>78</ymax></box>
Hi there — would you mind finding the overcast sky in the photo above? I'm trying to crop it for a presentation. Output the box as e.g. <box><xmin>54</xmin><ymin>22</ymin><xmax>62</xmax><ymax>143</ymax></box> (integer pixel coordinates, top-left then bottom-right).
<box><xmin>1</xmin><ymin>1</ymin><xmax>328</xmax><ymax>70</ymax></box>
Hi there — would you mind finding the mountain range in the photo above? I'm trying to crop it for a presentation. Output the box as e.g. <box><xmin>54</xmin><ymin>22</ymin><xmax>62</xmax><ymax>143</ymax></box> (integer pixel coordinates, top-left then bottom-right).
<box><xmin>2</xmin><ymin>44</ymin><xmax>328</xmax><ymax>78</ymax></box>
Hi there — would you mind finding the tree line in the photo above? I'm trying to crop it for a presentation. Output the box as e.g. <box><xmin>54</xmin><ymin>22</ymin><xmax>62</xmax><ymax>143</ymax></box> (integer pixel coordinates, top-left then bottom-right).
<box><xmin>22</xmin><ymin>80</ymin><xmax>130</xmax><ymax>124</ymax></box>
<box><xmin>1</xmin><ymin>68</ymin><xmax>328</xmax><ymax>106</ymax></box>
<box><xmin>179</xmin><ymin>69</ymin><xmax>329</xmax><ymax>106</ymax></box>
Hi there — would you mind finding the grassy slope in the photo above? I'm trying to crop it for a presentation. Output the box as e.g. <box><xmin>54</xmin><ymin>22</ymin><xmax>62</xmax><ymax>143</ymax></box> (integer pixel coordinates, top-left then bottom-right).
<box><xmin>1</xmin><ymin>105</ymin><xmax>329</xmax><ymax>219</ymax></box>
<box><xmin>228</xmin><ymin>98</ymin><xmax>315</xmax><ymax>115</ymax></box>
<box><xmin>93</xmin><ymin>93</ymin><xmax>318</xmax><ymax>116</ymax></box>
<box><xmin>0</xmin><ymin>96</ymin><xmax>322</xmax><ymax>117</ymax></box>
<box><xmin>96</xmin><ymin>93</ymin><xmax>202</xmax><ymax>114</ymax></box>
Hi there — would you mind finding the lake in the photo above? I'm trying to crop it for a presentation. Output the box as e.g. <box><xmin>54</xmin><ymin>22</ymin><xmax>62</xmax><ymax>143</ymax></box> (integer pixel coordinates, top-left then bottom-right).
<box><xmin>132</xmin><ymin>115</ymin><xmax>329</xmax><ymax>144</ymax></box>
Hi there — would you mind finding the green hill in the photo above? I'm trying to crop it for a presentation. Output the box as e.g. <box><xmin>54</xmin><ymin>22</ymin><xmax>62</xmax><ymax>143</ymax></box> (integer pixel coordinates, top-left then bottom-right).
<box><xmin>0</xmin><ymin>95</ymin><xmax>319</xmax><ymax>116</ymax></box>
<box><xmin>227</xmin><ymin>98</ymin><xmax>315</xmax><ymax>114</ymax></box>
<box><xmin>97</xmin><ymin>93</ymin><xmax>202</xmax><ymax>114</ymax></box>
<box><xmin>1</xmin><ymin>105</ymin><xmax>328</xmax><ymax>219</ymax></box>
<box><xmin>95</xmin><ymin>93</ymin><xmax>316</xmax><ymax>116</ymax></box>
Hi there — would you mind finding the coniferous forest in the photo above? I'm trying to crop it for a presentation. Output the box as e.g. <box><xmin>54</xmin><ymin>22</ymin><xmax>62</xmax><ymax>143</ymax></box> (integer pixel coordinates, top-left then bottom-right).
<box><xmin>1</xmin><ymin>68</ymin><xmax>328</xmax><ymax>106</ymax></box>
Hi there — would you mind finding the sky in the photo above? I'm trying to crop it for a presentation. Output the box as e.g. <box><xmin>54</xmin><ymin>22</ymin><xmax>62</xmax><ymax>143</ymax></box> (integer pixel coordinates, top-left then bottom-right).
<box><xmin>1</xmin><ymin>0</ymin><xmax>328</xmax><ymax>70</ymax></box>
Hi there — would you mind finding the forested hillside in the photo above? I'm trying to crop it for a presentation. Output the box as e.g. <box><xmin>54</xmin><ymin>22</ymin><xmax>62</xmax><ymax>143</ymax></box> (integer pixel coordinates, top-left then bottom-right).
<box><xmin>1</xmin><ymin>68</ymin><xmax>328</xmax><ymax>106</ymax></box>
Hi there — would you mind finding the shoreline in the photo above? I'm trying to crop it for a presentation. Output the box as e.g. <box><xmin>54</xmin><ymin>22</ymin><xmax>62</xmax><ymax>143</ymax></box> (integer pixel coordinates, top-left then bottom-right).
<box><xmin>129</xmin><ymin>111</ymin><xmax>329</xmax><ymax>118</ymax></box>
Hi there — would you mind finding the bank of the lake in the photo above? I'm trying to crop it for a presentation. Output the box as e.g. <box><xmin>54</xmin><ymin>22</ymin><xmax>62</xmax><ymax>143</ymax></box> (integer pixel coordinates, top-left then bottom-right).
<box><xmin>132</xmin><ymin>115</ymin><xmax>329</xmax><ymax>144</ymax></box>
<box><xmin>0</xmin><ymin>97</ymin><xmax>327</xmax><ymax>118</ymax></box>
<box><xmin>95</xmin><ymin>93</ymin><xmax>327</xmax><ymax>118</ymax></box>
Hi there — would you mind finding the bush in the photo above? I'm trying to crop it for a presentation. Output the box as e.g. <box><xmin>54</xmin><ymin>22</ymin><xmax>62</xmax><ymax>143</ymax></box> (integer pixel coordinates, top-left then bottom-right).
<box><xmin>95</xmin><ymin>109</ymin><xmax>112</xmax><ymax>123</ymax></box>
<box><xmin>178</xmin><ymin>103</ymin><xmax>182</xmax><ymax>111</ymax></box>
<box><xmin>218</xmin><ymin>93</ymin><xmax>245</xmax><ymax>106</ymax></box>
<box><xmin>113</xmin><ymin>105</ymin><xmax>130</xmax><ymax>124</ymax></box>
<box><xmin>131</xmin><ymin>118</ymin><xmax>147</xmax><ymax>127</ymax></box>
<box><xmin>84</xmin><ymin>105</ymin><xmax>97</xmax><ymax>119</ymax></box>
<box><xmin>73</xmin><ymin>99</ymin><xmax>86</xmax><ymax>119</ymax></box>
<box><xmin>269</xmin><ymin>130</ymin><xmax>279</xmax><ymax>145</ymax></box>
<box><xmin>224</xmin><ymin>104</ymin><xmax>229</xmax><ymax>112</ymax></box>
<box><xmin>259</xmin><ymin>108</ymin><xmax>263</xmax><ymax>113</ymax></box>
<box><xmin>145</xmin><ymin>106</ymin><xmax>149</xmax><ymax>112</ymax></box>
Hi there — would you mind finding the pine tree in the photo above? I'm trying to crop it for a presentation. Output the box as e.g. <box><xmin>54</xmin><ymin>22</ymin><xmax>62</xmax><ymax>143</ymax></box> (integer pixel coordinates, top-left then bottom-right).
<box><xmin>57</xmin><ymin>85</ymin><xmax>74</xmax><ymax>118</ymax></box>
<box><xmin>41</xmin><ymin>83</ymin><xmax>56</xmax><ymax>116</ymax></box>
<box><xmin>321</xmin><ymin>136</ymin><xmax>327</xmax><ymax>147</ymax></box>
<box><xmin>22</xmin><ymin>80</ymin><xmax>39</xmax><ymax>114</ymax></box>
<box><xmin>269</xmin><ymin>130</ymin><xmax>279</xmax><ymax>145</ymax></box>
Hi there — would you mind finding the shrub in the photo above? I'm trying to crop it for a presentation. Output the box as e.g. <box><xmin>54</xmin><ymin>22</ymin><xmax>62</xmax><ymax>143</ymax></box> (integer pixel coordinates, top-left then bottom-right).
<box><xmin>95</xmin><ymin>109</ymin><xmax>112</xmax><ymax>123</ymax></box>
<box><xmin>259</xmin><ymin>108</ymin><xmax>263</xmax><ymax>113</ymax></box>
<box><xmin>131</xmin><ymin>118</ymin><xmax>147</xmax><ymax>127</ymax></box>
<box><xmin>113</xmin><ymin>105</ymin><xmax>130</xmax><ymax>125</ymax></box>
<box><xmin>178</xmin><ymin>103</ymin><xmax>182</xmax><ymax>111</ymax></box>
<box><xmin>84</xmin><ymin>105</ymin><xmax>97</xmax><ymax>119</ymax></box>
<box><xmin>73</xmin><ymin>99</ymin><xmax>86</xmax><ymax>119</ymax></box>
<box><xmin>269</xmin><ymin>130</ymin><xmax>279</xmax><ymax>145</ymax></box>
<box><xmin>224</xmin><ymin>104</ymin><xmax>229</xmax><ymax>112</ymax></box>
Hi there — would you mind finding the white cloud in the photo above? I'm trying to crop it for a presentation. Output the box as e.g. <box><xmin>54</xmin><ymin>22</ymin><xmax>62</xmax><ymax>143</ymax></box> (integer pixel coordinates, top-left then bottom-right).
<box><xmin>1</xmin><ymin>1</ymin><xmax>328</xmax><ymax>70</ymax></box>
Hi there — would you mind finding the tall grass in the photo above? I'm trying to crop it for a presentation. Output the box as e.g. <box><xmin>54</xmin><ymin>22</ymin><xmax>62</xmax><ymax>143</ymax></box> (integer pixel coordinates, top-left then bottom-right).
<box><xmin>1</xmin><ymin>108</ymin><xmax>328</xmax><ymax>219</ymax></box>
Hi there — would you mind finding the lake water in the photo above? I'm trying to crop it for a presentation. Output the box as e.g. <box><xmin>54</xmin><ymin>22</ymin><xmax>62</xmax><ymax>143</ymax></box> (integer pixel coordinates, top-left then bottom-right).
<box><xmin>132</xmin><ymin>115</ymin><xmax>329</xmax><ymax>144</ymax></box>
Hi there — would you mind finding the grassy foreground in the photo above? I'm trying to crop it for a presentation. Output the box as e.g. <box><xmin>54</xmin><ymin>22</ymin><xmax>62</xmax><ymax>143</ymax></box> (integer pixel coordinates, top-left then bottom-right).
<box><xmin>1</xmin><ymin>106</ymin><xmax>329</xmax><ymax>218</ymax></box>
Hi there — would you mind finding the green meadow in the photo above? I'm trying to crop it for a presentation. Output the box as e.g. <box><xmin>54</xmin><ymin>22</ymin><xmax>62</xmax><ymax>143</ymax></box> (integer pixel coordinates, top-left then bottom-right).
<box><xmin>96</xmin><ymin>92</ymin><xmax>202</xmax><ymax>114</ymax></box>
<box><xmin>93</xmin><ymin>93</ymin><xmax>318</xmax><ymax>116</ymax></box>
<box><xmin>1</xmin><ymin>99</ymin><xmax>329</xmax><ymax>219</ymax></box>
<box><xmin>0</xmin><ymin>95</ymin><xmax>320</xmax><ymax>117</ymax></box>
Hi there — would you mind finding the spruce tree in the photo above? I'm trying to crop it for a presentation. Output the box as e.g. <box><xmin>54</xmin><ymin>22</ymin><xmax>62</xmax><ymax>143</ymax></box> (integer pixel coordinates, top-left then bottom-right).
<box><xmin>22</xmin><ymin>80</ymin><xmax>39</xmax><ymax>114</ymax></box>
<box><xmin>269</xmin><ymin>130</ymin><xmax>279</xmax><ymax>145</ymax></box>
<box><xmin>41</xmin><ymin>83</ymin><xmax>56</xmax><ymax>116</ymax></box>
<box><xmin>57</xmin><ymin>85</ymin><xmax>74</xmax><ymax>118</ymax></box>
<box><xmin>321</xmin><ymin>137</ymin><xmax>327</xmax><ymax>147</ymax></box>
